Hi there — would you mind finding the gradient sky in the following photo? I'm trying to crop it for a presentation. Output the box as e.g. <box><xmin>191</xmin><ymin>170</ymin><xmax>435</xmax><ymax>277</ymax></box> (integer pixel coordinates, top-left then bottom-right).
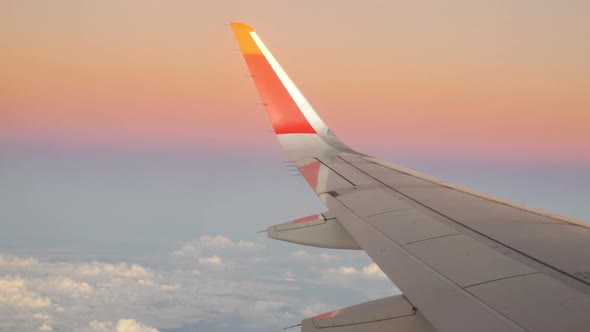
<box><xmin>2</xmin><ymin>0</ymin><xmax>590</xmax><ymax>162</ymax></box>
<box><xmin>1</xmin><ymin>1</ymin><xmax>589</xmax><ymax>332</ymax></box>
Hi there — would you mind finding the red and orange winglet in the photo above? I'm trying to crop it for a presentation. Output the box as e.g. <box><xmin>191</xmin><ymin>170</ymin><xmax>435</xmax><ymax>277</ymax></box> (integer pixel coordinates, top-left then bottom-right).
<box><xmin>230</xmin><ymin>22</ymin><xmax>259</xmax><ymax>54</ymax></box>
<box><xmin>230</xmin><ymin>22</ymin><xmax>316</xmax><ymax>135</ymax></box>
<box><xmin>313</xmin><ymin>310</ymin><xmax>341</xmax><ymax>319</ymax></box>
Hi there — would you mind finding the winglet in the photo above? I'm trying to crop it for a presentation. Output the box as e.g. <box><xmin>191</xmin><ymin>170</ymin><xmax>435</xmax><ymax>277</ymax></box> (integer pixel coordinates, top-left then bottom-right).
<box><xmin>230</xmin><ymin>22</ymin><xmax>259</xmax><ymax>55</ymax></box>
<box><xmin>230</xmin><ymin>22</ymin><xmax>253</xmax><ymax>32</ymax></box>
<box><xmin>230</xmin><ymin>22</ymin><xmax>319</xmax><ymax>135</ymax></box>
<box><xmin>230</xmin><ymin>22</ymin><xmax>357</xmax><ymax>159</ymax></box>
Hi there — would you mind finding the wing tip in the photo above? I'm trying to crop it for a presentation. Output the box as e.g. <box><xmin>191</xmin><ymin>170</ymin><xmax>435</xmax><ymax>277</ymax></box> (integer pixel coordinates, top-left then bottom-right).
<box><xmin>230</xmin><ymin>22</ymin><xmax>260</xmax><ymax>55</ymax></box>
<box><xmin>229</xmin><ymin>22</ymin><xmax>254</xmax><ymax>32</ymax></box>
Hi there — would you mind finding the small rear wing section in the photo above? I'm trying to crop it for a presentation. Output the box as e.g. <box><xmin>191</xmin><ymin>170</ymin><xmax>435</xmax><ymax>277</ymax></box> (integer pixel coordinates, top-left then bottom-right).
<box><xmin>267</xmin><ymin>213</ymin><xmax>360</xmax><ymax>250</ymax></box>
<box><xmin>301</xmin><ymin>294</ymin><xmax>435</xmax><ymax>332</ymax></box>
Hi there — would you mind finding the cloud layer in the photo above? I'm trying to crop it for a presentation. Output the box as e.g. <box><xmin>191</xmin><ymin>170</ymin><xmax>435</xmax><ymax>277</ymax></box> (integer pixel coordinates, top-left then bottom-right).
<box><xmin>0</xmin><ymin>235</ymin><xmax>396</xmax><ymax>331</ymax></box>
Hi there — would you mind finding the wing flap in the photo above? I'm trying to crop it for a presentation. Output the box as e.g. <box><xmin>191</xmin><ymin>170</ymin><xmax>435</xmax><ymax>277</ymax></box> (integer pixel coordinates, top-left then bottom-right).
<box><xmin>301</xmin><ymin>294</ymin><xmax>435</xmax><ymax>332</ymax></box>
<box><xmin>267</xmin><ymin>213</ymin><xmax>360</xmax><ymax>250</ymax></box>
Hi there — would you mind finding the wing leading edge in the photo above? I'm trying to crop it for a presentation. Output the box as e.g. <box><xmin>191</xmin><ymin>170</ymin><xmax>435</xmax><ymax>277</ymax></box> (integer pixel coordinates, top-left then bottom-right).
<box><xmin>230</xmin><ymin>22</ymin><xmax>590</xmax><ymax>332</ymax></box>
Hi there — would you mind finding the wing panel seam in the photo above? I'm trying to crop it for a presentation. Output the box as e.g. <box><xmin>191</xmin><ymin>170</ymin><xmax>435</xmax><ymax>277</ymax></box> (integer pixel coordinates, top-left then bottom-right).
<box><xmin>314</xmin><ymin>157</ymin><xmax>356</xmax><ymax>186</ymax></box>
<box><xmin>340</xmin><ymin>156</ymin><xmax>590</xmax><ymax>289</ymax></box>
<box><xmin>329</xmin><ymin>193</ymin><xmax>528</xmax><ymax>331</ymax></box>
<box><xmin>464</xmin><ymin>272</ymin><xmax>541</xmax><ymax>289</ymax></box>
<box><xmin>402</xmin><ymin>233</ymin><xmax>462</xmax><ymax>246</ymax></box>
<box><xmin>362</xmin><ymin>157</ymin><xmax>589</xmax><ymax>229</ymax></box>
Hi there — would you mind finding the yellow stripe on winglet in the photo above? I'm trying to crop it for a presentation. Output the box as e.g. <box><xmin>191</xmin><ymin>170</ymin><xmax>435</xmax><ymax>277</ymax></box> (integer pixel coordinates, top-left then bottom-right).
<box><xmin>230</xmin><ymin>22</ymin><xmax>261</xmax><ymax>55</ymax></box>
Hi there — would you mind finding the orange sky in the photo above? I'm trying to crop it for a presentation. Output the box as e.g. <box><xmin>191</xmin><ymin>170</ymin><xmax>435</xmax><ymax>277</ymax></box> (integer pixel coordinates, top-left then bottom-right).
<box><xmin>1</xmin><ymin>1</ymin><xmax>589</xmax><ymax>162</ymax></box>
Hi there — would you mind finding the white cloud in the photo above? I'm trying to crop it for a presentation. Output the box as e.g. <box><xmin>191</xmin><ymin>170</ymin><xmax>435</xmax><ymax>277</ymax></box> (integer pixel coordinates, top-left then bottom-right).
<box><xmin>0</xmin><ymin>256</ymin><xmax>164</xmax><ymax>331</ymax></box>
<box><xmin>319</xmin><ymin>253</ymin><xmax>339</xmax><ymax>262</ymax></box>
<box><xmin>171</xmin><ymin>235</ymin><xmax>234</xmax><ymax>257</ymax></box>
<box><xmin>198</xmin><ymin>256</ymin><xmax>224</xmax><ymax>266</ymax></box>
<box><xmin>172</xmin><ymin>235</ymin><xmax>265</xmax><ymax>257</ymax></box>
<box><xmin>170</xmin><ymin>242</ymin><xmax>198</xmax><ymax>257</ymax></box>
<box><xmin>200</xmin><ymin>235</ymin><xmax>235</xmax><ymax>249</ymax></box>
<box><xmin>238</xmin><ymin>300</ymin><xmax>296</xmax><ymax>329</ymax></box>
<box><xmin>0</xmin><ymin>276</ymin><xmax>52</xmax><ymax>309</ymax></box>
<box><xmin>38</xmin><ymin>323</ymin><xmax>53</xmax><ymax>331</ymax></box>
<box><xmin>300</xmin><ymin>303</ymin><xmax>330</xmax><ymax>317</ymax></box>
<box><xmin>137</xmin><ymin>279</ymin><xmax>154</xmax><ymax>287</ymax></box>
<box><xmin>0</xmin><ymin>254</ymin><xmax>39</xmax><ymax>268</ymax></box>
<box><xmin>86</xmin><ymin>319</ymin><xmax>159</xmax><ymax>332</ymax></box>
<box><xmin>291</xmin><ymin>250</ymin><xmax>308</xmax><ymax>258</ymax></box>
<box><xmin>88</xmin><ymin>320</ymin><xmax>113</xmax><ymax>331</ymax></box>
<box><xmin>291</xmin><ymin>250</ymin><xmax>340</xmax><ymax>263</ymax></box>
<box><xmin>0</xmin><ymin>239</ymin><xmax>390</xmax><ymax>332</ymax></box>
<box><xmin>237</xmin><ymin>240</ymin><xmax>264</xmax><ymax>249</ymax></box>
<box><xmin>116</xmin><ymin>319</ymin><xmax>159</xmax><ymax>332</ymax></box>
<box><xmin>159</xmin><ymin>284</ymin><xmax>179</xmax><ymax>291</ymax></box>
<box><xmin>33</xmin><ymin>313</ymin><xmax>51</xmax><ymax>321</ymax></box>
<box><xmin>324</xmin><ymin>263</ymin><xmax>386</xmax><ymax>279</ymax></box>
<box><xmin>319</xmin><ymin>262</ymin><xmax>391</xmax><ymax>293</ymax></box>
<box><xmin>332</xmin><ymin>266</ymin><xmax>358</xmax><ymax>275</ymax></box>
<box><xmin>42</xmin><ymin>277</ymin><xmax>94</xmax><ymax>297</ymax></box>
<box><xmin>362</xmin><ymin>263</ymin><xmax>387</xmax><ymax>279</ymax></box>
<box><xmin>75</xmin><ymin>262</ymin><xmax>152</xmax><ymax>278</ymax></box>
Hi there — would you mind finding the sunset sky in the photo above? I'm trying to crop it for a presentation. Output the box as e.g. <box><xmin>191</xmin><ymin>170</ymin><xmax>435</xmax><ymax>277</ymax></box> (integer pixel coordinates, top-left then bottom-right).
<box><xmin>1</xmin><ymin>1</ymin><xmax>589</xmax><ymax>332</ymax></box>
<box><xmin>2</xmin><ymin>1</ymin><xmax>589</xmax><ymax>162</ymax></box>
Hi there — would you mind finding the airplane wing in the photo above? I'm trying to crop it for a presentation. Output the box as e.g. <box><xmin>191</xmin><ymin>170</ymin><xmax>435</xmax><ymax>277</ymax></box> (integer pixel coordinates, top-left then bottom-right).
<box><xmin>229</xmin><ymin>22</ymin><xmax>590</xmax><ymax>332</ymax></box>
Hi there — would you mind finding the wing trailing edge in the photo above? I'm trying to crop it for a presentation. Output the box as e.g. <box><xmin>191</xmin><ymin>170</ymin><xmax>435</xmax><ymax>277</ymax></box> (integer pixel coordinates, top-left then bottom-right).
<box><xmin>267</xmin><ymin>213</ymin><xmax>360</xmax><ymax>250</ymax></box>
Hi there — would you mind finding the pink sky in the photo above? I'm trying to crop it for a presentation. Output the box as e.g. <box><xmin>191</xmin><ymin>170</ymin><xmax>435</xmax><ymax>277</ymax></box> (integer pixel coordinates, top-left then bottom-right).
<box><xmin>2</xmin><ymin>1</ymin><xmax>589</xmax><ymax>163</ymax></box>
